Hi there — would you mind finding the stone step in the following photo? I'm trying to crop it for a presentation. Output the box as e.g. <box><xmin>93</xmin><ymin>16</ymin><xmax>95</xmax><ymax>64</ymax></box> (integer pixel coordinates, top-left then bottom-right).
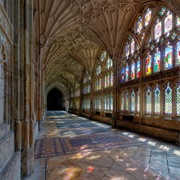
<box><xmin>0</xmin><ymin>131</ymin><xmax>14</xmax><ymax>172</ymax></box>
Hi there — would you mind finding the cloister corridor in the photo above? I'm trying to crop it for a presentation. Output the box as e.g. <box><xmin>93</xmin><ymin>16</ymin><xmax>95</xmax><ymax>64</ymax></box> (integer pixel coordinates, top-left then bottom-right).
<box><xmin>26</xmin><ymin>111</ymin><xmax>180</xmax><ymax>180</ymax></box>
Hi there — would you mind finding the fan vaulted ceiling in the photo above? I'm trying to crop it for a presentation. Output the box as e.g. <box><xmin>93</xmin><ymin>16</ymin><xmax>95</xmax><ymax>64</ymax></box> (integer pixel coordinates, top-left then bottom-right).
<box><xmin>34</xmin><ymin>0</ymin><xmax>180</xmax><ymax>94</ymax></box>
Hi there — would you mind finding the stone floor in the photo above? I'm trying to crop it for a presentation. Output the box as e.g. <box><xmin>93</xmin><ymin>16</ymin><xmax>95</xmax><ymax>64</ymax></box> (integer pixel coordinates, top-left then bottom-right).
<box><xmin>27</xmin><ymin>111</ymin><xmax>180</xmax><ymax>180</ymax></box>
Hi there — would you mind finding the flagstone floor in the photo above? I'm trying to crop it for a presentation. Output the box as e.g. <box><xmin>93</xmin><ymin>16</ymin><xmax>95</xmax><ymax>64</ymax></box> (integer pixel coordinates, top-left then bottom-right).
<box><xmin>27</xmin><ymin>111</ymin><xmax>180</xmax><ymax>180</ymax></box>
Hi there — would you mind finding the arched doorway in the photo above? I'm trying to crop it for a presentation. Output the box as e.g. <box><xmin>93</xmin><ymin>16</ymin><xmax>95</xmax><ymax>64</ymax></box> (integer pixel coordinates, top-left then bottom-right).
<box><xmin>47</xmin><ymin>88</ymin><xmax>64</xmax><ymax>110</ymax></box>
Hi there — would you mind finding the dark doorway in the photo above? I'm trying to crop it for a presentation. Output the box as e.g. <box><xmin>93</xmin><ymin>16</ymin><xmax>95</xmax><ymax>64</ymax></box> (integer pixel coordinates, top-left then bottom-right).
<box><xmin>47</xmin><ymin>89</ymin><xmax>64</xmax><ymax>110</ymax></box>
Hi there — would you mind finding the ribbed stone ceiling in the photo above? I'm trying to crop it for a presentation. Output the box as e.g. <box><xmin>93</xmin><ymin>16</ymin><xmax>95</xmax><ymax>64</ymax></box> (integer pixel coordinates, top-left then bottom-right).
<box><xmin>35</xmin><ymin>0</ymin><xmax>179</xmax><ymax>94</ymax></box>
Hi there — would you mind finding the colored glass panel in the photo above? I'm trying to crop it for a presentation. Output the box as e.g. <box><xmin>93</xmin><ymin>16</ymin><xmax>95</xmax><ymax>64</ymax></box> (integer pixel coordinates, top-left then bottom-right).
<box><xmin>145</xmin><ymin>8</ymin><xmax>152</xmax><ymax>27</ymax></box>
<box><xmin>131</xmin><ymin>91</ymin><xmax>135</xmax><ymax>112</ymax></box>
<box><xmin>155</xmin><ymin>21</ymin><xmax>162</xmax><ymax>41</ymax></box>
<box><xmin>146</xmin><ymin>87</ymin><xmax>152</xmax><ymax>113</ymax></box>
<box><xmin>137</xmin><ymin>16</ymin><xmax>143</xmax><ymax>34</ymax></box>
<box><xmin>164</xmin><ymin>12</ymin><xmax>172</xmax><ymax>34</ymax></box>
<box><xmin>136</xmin><ymin>60</ymin><xmax>140</xmax><ymax>78</ymax></box>
<box><xmin>100</xmin><ymin>51</ymin><xmax>106</xmax><ymax>61</ymax></box>
<box><xmin>110</xmin><ymin>93</ymin><xmax>113</xmax><ymax>110</ymax></box>
<box><xmin>121</xmin><ymin>93</ymin><xmax>124</xmax><ymax>111</ymax></box>
<box><xmin>125</xmin><ymin>66</ymin><xmax>129</xmax><ymax>81</ymax></box>
<box><xmin>121</xmin><ymin>68</ymin><xmax>125</xmax><ymax>83</ymax></box>
<box><xmin>126</xmin><ymin>45</ymin><xmax>129</xmax><ymax>57</ymax></box>
<box><xmin>125</xmin><ymin>91</ymin><xmax>129</xmax><ymax>111</ymax></box>
<box><xmin>164</xmin><ymin>46</ymin><xmax>173</xmax><ymax>70</ymax></box>
<box><xmin>146</xmin><ymin>55</ymin><xmax>152</xmax><ymax>75</ymax></box>
<box><xmin>137</xmin><ymin>89</ymin><xmax>140</xmax><ymax>112</ymax></box>
<box><xmin>131</xmin><ymin>39</ymin><xmax>135</xmax><ymax>54</ymax></box>
<box><xmin>110</xmin><ymin>72</ymin><xmax>113</xmax><ymax>86</ymax></box>
<box><xmin>159</xmin><ymin>7</ymin><xmax>166</xmax><ymax>16</ymax></box>
<box><xmin>131</xmin><ymin>63</ymin><xmax>135</xmax><ymax>80</ymax></box>
<box><xmin>176</xmin><ymin>42</ymin><xmax>180</xmax><ymax>66</ymax></box>
<box><xmin>154</xmin><ymin>85</ymin><xmax>160</xmax><ymax>114</ymax></box>
<box><xmin>153</xmin><ymin>51</ymin><xmax>161</xmax><ymax>72</ymax></box>
<box><xmin>176</xmin><ymin>84</ymin><xmax>180</xmax><ymax>116</ymax></box>
<box><xmin>164</xmin><ymin>83</ymin><xmax>172</xmax><ymax>115</ymax></box>
<box><xmin>176</xmin><ymin>15</ymin><xmax>180</xmax><ymax>26</ymax></box>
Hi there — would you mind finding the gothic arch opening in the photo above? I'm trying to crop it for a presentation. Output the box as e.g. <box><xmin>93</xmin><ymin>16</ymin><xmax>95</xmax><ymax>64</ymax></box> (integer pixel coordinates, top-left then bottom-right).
<box><xmin>47</xmin><ymin>88</ymin><xmax>64</xmax><ymax>110</ymax></box>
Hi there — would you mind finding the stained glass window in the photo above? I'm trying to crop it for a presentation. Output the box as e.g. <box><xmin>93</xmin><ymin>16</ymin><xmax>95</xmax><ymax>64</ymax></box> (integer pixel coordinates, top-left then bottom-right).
<box><xmin>96</xmin><ymin>66</ymin><xmax>101</xmax><ymax>74</ymax></box>
<box><xmin>107</xmin><ymin>57</ymin><xmax>113</xmax><ymax>68</ymax></box>
<box><xmin>176</xmin><ymin>83</ymin><xmax>180</xmax><ymax>116</ymax></box>
<box><xmin>125</xmin><ymin>91</ymin><xmax>129</xmax><ymax>111</ymax></box>
<box><xmin>154</xmin><ymin>20</ymin><xmax>162</xmax><ymax>41</ymax></box>
<box><xmin>146</xmin><ymin>87</ymin><xmax>152</xmax><ymax>113</ymax></box>
<box><xmin>121</xmin><ymin>68</ymin><xmax>125</xmax><ymax>83</ymax></box>
<box><xmin>164</xmin><ymin>45</ymin><xmax>173</xmax><ymax>70</ymax></box>
<box><xmin>110</xmin><ymin>93</ymin><xmax>113</xmax><ymax>110</ymax></box>
<box><xmin>131</xmin><ymin>90</ymin><xmax>135</xmax><ymax>112</ymax></box>
<box><xmin>159</xmin><ymin>7</ymin><xmax>166</xmax><ymax>16</ymax></box>
<box><xmin>121</xmin><ymin>92</ymin><xmax>124</xmax><ymax>111</ymax></box>
<box><xmin>145</xmin><ymin>8</ymin><xmax>152</xmax><ymax>27</ymax></box>
<box><xmin>164</xmin><ymin>83</ymin><xmax>172</xmax><ymax>115</ymax></box>
<box><xmin>153</xmin><ymin>50</ymin><xmax>161</xmax><ymax>73</ymax></box>
<box><xmin>131</xmin><ymin>63</ymin><xmax>135</xmax><ymax>80</ymax></box>
<box><xmin>131</xmin><ymin>39</ymin><xmax>135</xmax><ymax>54</ymax></box>
<box><xmin>104</xmin><ymin>95</ymin><xmax>107</xmax><ymax>110</ymax></box>
<box><xmin>176</xmin><ymin>15</ymin><xmax>180</xmax><ymax>26</ymax></box>
<box><xmin>146</xmin><ymin>54</ymin><xmax>152</xmax><ymax>75</ymax></box>
<box><xmin>126</xmin><ymin>44</ymin><xmax>129</xmax><ymax>57</ymax></box>
<box><xmin>105</xmin><ymin>75</ymin><xmax>108</xmax><ymax>88</ymax></box>
<box><xmin>176</xmin><ymin>42</ymin><xmax>180</xmax><ymax>66</ymax></box>
<box><xmin>136</xmin><ymin>60</ymin><xmax>140</xmax><ymax>78</ymax></box>
<box><xmin>125</xmin><ymin>66</ymin><xmax>129</xmax><ymax>81</ymax></box>
<box><xmin>100</xmin><ymin>51</ymin><xmax>106</xmax><ymax>61</ymax></box>
<box><xmin>164</xmin><ymin>11</ymin><xmax>172</xmax><ymax>35</ymax></box>
<box><xmin>110</xmin><ymin>72</ymin><xmax>113</xmax><ymax>86</ymax></box>
<box><xmin>154</xmin><ymin>85</ymin><xmax>160</xmax><ymax>114</ymax></box>
<box><xmin>137</xmin><ymin>16</ymin><xmax>143</xmax><ymax>34</ymax></box>
<box><xmin>137</xmin><ymin>89</ymin><xmax>140</xmax><ymax>112</ymax></box>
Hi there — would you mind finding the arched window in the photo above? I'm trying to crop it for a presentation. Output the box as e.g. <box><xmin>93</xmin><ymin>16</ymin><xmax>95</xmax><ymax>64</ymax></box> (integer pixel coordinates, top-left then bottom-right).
<box><xmin>121</xmin><ymin>68</ymin><xmax>125</xmax><ymax>83</ymax></box>
<box><xmin>136</xmin><ymin>88</ymin><xmax>140</xmax><ymax>112</ymax></box>
<box><xmin>100</xmin><ymin>51</ymin><xmax>106</xmax><ymax>61</ymax></box>
<box><xmin>164</xmin><ymin>82</ymin><xmax>172</xmax><ymax>115</ymax></box>
<box><xmin>131</xmin><ymin>62</ymin><xmax>135</xmax><ymax>80</ymax></box>
<box><xmin>125</xmin><ymin>90</ymin><xmax>129</xmax><ymax>111</ymax></box>
<box><xmin>154</xmin><ymin>85</ymin><xmax>161</xmax><ymax>114</ymax></box>
<box><xmin>153</xmin><ymin>49</ymin><xmax>161</xmax><ymax>73</ymax></box>
<box><xmin>154</xmin><ymin>19</ymin><xmax>162</xmax><ymax>42</ymax></box>
<box><xmin>136</xmin><ymin>60</ymin><xmax>141</xmax><ymax>78</ymax></box>
<box><xmin>145</xmin><ymin>86</ymin><xmax>152</xmax><ymax>114</ymax></box>
<box><xmin>137</xmin><ymin>16</ymin><xmax>143</xmax><ymax>34</ymax></box>
<box><xmin>125</xmin><ymin>65</ymin><xmax>129</xmax><ymax>81</ymax></box>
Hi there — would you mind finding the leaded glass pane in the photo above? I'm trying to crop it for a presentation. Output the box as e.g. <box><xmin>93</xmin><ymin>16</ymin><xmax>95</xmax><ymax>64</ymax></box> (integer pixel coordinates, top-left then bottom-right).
<box><xmin>110</xmin><ymin>72</ymin><xmax>113</xmax><ymax>86</ymax></box>
<box><xmin>110</xmin><ymin>93</ymin><xmax>113</xmax><ymax>110</ymax></box>
<box><xmin>159</xmin><ymin>7</ymin><xmax>166</xmax><ymax>16</ymax></box>
<box><xmin>154</xmin><ymin>20</ymin><xmax>162</xmax><ymax>41</ymax></box>
<box><xmin>125</xmin><ymin>66</ymin><xmax>129</xmax><ymax>81</ymax></box>
<box><xmin>164</xmin><ymin>46</ymin><xmax>173</xmax><ymax>70</ymax></box>
<box><xmin>145</xmin><ymin>8</ymin><xmax>152</xmax><ymax>27</ymax></box>
<box><xmin>164</xmin><ymin>11</ymin><xmax>172</xmax><ymax>34</ymax></box>
<box><xmin>126</xmin><ymin>44</ymin><xmax>129</xmax><ymax>57</ymax></box>
<box><xmin>121</xmin><ymin>68</ymin><xmax>125</xmax><ymax>83</ymax></box>
<box><xmin>146</xmin><ymin>87</ymin><xmax>152</xmax><ymax>113</ymax></box>
<box><xmin>104</xmin><ymin>95</ymin><xmax>107</xmax><ymax>110</ymax></box>
<box><xmin>154</xmin><ymin>85</ymin><xmax>160</xmax><ymax>114</ymax></box>
<box><xmin>131</xmin><ymin>90</ymin><xmax>135</xmax><ymax>112</ymax></box>
<box><xmin>136</xmin><ymin>60</ymin><xmax>141</xmax><ymax>78</ymax></box>
<box><xmin>176</xmin><ymin>15</ymin><xmax>180</xmax><ymax>26</ymax></box>
<box><xmin>176</xmin><ymin>42</ymin><xmax>180</xmax><ymax>66</ymax></box>
<box><xmin>153</xmin><ymin>51</ymin><xmax>161</xmax><ymax>73</ymax></box>
<box><xmin>100</xmin><ymin>51</ymin><xmax>106</xmax><ymax>61</ymax></box>
<box><xmin>131</xmin><ymin>39</ymin><xmax>135</xmax><ymax>54</ymax></box>
<box><xmin>137</xmin><ymin>16</ymin><xmax>143</xmax><ymax>34</ymax></box>
<box><xmin>146</xmin><ymin>55</ymin><xmax>152</xmax><ymax>75</ymax></box>
<box><xmin>176</xmin><ymin>83</ymin><xmax>180</xmax><ymax>116</ymax></box>
<box><xmin>137</xmin><ymin>89</ymin><xmax>140</xmax><ymax>112</ymax></box>
<box><xmin>164</xmin><ymin>83</ymin><xmax>172</xmax><ymax>115</ymax></box>
<box><xmin>121</xmin><ymin>92</ymin><xmax>124</xmax><ymax>110</ymax></box>
<box><xmin>125</xmin><ymin>91</ymin><xmax>129</xmax><ymax>111</ymax></box>
<box><xmin>131</xmin><ymin>63</ymin><xmax>135</xmax><ymax>80</ymax></box>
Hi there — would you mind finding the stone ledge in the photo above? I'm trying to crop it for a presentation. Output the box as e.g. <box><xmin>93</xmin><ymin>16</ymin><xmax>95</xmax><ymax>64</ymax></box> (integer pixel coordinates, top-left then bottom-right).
<box><xmin>0</xmin><ymin>152</ymin><xmax>21</xmax><ymax>180</ymax></box>
<box><xmin>0</xmin><ymin>123</ymin><xmax>10</xmax><ymax>139</ymax></box>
